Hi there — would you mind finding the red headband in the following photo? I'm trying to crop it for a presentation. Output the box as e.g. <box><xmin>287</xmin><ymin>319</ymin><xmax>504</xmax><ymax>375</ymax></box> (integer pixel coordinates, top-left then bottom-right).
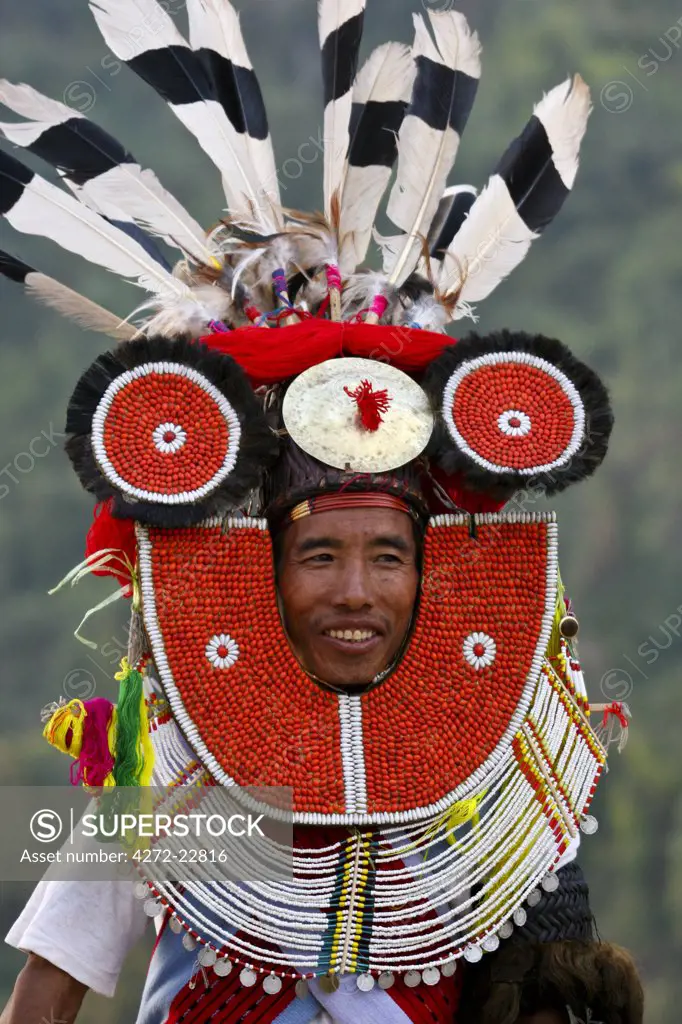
<box><xmin>287</xmin><ymin>492</ymin><xmax>415</xmax><ymax>523</ymax></box>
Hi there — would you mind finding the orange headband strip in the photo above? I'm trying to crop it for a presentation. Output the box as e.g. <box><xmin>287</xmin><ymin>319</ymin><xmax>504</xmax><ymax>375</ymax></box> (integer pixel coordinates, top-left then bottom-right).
<box><xmin>288</xmin><ymin>492</ymin><xmax>414</xmax><ymax>522</ymax></box>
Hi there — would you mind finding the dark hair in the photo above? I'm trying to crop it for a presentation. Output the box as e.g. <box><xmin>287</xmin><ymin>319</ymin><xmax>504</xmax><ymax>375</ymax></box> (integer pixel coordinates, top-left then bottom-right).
<box><xmin>264</xmin><ymin>437</ymin><xmax>431</xmax><ymax>526</ymax></box>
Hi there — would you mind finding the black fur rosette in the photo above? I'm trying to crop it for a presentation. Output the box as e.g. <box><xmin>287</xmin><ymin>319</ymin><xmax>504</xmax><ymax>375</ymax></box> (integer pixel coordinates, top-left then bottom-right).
<box><xmin>65</xmin><ymin>335</ymin><xmax>278</xmax><ymax>526</ymax></box>
<box><xmin>422</xmin><ymin>330</ymin><xmax>613</xmax><ymax>498</ymax></box>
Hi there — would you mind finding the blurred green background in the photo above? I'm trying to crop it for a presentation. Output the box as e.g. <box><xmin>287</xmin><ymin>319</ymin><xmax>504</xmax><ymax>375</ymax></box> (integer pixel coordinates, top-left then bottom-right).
<box><xmin>1</xmin><ymin>0</ymin><xmax>681</xmax><ymax>1020</ymax></box>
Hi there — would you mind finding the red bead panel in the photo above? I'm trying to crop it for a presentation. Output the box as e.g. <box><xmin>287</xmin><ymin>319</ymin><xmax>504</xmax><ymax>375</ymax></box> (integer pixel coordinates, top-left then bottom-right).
<box><xmin>149</xmin><ymin>525</ymin><xmax>345</xmax><ymax>813</ymax></box>
<box><xmin>145</xmin><ymin>521</ymin><xmax>551</xmax><ymax>817</ymax></box>
<box><xmin>363</xmin><ymin>522</ymin><xmax>549</xmax><ymax>811</ymax></box>
<box><xmin>103</xmin><ymin>373</ymin><xmax>230</xmax><ymax>494</ymax></box>
<box><xmin>452</xmin><ymin>363</ymin><xmax>575</xmax><ymax>469</ymax></box>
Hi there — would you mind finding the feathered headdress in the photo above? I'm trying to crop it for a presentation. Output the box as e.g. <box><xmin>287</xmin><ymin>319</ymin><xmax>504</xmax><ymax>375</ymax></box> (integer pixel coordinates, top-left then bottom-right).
<box><xmin>1</xmin><ymin>1</ymin><xmax>591</xmax><ymax>340</ymax></box>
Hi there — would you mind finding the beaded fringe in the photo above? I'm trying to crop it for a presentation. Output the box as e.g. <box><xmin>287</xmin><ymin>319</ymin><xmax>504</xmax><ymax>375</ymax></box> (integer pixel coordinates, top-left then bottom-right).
<box><xmin>137</xmin><ymin>634</ymin><xmax>605</xmax><ymax>988</ymax></box>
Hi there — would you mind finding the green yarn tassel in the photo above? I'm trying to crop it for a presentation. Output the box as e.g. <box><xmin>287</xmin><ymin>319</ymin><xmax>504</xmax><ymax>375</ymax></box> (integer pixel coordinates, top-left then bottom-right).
<box><xmin>113</xmin><ymin>658</ymin><xmax>145</xmax><ymax>787</ymax></box>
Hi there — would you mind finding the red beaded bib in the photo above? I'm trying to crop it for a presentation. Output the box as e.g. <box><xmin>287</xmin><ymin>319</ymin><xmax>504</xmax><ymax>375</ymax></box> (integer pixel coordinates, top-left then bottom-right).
<box><xmin>138</xmin><ymin>513</ymin><xmax>558</xmax><ymax>823</ymax></box>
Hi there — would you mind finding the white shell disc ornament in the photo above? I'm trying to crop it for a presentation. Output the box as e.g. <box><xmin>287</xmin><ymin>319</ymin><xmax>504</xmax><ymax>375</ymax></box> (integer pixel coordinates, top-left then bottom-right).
<box><xmin>282</xmin><ymin>358</ymin><xmax>434</xmax><ymax>473</ymax></box>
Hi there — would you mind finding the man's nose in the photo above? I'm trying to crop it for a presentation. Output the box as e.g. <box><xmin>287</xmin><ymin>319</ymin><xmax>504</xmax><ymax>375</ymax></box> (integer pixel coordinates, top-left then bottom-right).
<box><xmin>333</xmin><ymin>560</ymin><xmax>374</xmax><ymax>610</ymax></box>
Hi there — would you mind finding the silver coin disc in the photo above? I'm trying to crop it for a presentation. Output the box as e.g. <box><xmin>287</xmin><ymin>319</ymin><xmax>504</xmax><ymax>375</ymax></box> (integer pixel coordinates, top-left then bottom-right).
<box><xmin>198</xmin><ymin>946</ymin><xmax>217</xmax><ymax>968</ymax></box>
<box><xmin>463</xmin><ymin>945</ymin><xmax>483</xmax><ymax>963</ymax></box>
<box><xmin>263</xmin><ymin>974</ymin><xmax>283</xmax><ymax>995</ymax></box>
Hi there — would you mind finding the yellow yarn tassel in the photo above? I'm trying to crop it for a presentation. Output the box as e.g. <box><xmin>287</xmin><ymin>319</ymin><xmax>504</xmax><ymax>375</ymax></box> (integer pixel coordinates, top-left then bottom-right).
<box><xmin>138</xmin><ymin>686</ymin><xmax>154</xmax><ymax>787</ymax></box>
<box><xmin>42</xmin><ymin>657</ymin><xmax>154</xmax><ymax>790</ymax></box>
<box><xmin>43</xmin><ymin>699</ymin><xmax>86</xmax><ymax>757</ymax></box>
<box><xmin>102</xmin><ymin>709</ymin><xmax>118</xmax><ymax>788</ymax></box>
<box><xmin>43</xmin><ymin>698</ymin><xmax>118</xmax><ymax>789</ymax></box>
<box><xmin>391</xmin><ymin>791</ymin><xmax>486</xmax><ymax>862</ymax></box>
<box><xmin>444</xmin><ymin>793</ymin><xmax>485</xmax><ymax>845</ymax></box>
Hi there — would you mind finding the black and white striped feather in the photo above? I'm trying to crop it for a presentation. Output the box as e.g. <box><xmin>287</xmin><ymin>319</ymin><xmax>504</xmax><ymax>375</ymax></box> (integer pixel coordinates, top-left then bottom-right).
<box><xmin>0</xmin><ymin>148</ymin><xmax>183</xmax><ymax>296</ymax></box>
<box><xmin>381</xmin><ymin>11</ymin><xmax>481</xmax><ymax>288</ymax></box>
<box><xmin>318</xmin><ymin>0</ymin><xmax>366</xmax><ymax>225</ymax></box>
<box><xmin>338</xmin><ymin>42</ymin><xmax>415</xmax><ymax>273</ymax></box>
<box><xmin>0</xmin><ymin>79</ymin><xmax>213</xmax><ymax>264</ymax></box>
<box><xmin>186</xmin><ymin>0</ymin><xmax>282</xmax><ymax>230</ymax></box>
<box><xmin>428</xmin><ymin>184</ymin><xmax>477</xmax><ymax>261</ymax></box>
<box><xmin>89</xmin><ymin>0</ymin><xmax>274</xmax><ymax>233</ymax></box>
<box><xmin>438</xmin><ymin>75</ymin><xmax>591</xmax><ymax>316</ymax></box>
<box><xmin>0</xmin><ymin>248</ymin><xmax>137</xmax><ymax>340</ymax></box>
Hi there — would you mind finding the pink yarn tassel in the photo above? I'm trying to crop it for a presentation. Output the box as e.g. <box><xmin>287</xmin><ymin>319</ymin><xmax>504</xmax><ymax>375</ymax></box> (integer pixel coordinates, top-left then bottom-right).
<box><xmin>325</xmin><ymin>264</ymin><xmax>342</xmax><ymax>291</ymax></box>
<box><xmin>208</xmin><ymin>320</ymin><xmax>230</xmax><ymax>334</ymax></box>
<box><xmin>70</xmin><ymin>698</ymin><xmax>115</xmax><ymax>787</ymax></box>
<box><xmin>368</xmin><ymin>294</ymin><xmax>388</xmax><ymax>320</ymax></box>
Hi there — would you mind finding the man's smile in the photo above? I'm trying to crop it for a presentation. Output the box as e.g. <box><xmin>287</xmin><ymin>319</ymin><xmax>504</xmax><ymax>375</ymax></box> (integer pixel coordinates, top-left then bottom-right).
<box><xmin>321</xmin><ymin>628</ymin><xmax>382</xmax><ymax>652</ymax></box>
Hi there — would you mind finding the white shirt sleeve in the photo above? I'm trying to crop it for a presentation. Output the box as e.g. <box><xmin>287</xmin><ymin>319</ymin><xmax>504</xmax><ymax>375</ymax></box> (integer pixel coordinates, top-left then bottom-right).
<box><xmin>5</xmin><ymin>878</ymin><xmax>148</xmax><ymax>998</ymax></box>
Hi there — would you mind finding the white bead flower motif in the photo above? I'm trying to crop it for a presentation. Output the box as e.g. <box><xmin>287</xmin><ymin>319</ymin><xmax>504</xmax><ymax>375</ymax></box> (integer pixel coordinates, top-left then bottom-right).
<box><xmin>497</xmin><ymin>409</ymin><xmax>531</xmax><ymax>438</ymax></box>
<box><xmin>463</xmin><ymin>632</ymin><xmax>497</xmax><ymax>671</ymax></box>
<box><xmin>152</xmin><ymin>422</ymin><xmax>187</xmax><ymax>454</ymax></box>
<box><xmin>205</xmin><ymin>634</ymin><xmax>240</xmax><ymax>670</ymax></box>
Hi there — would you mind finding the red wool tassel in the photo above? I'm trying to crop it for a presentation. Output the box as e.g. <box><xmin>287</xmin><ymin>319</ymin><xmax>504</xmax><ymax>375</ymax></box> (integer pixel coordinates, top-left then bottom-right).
<box><xmin>85</xmin><ymin>499</ymin><xmax>137</xmax><ymax>597</ymax></box>
<box><xmin>344</xmin><ymin>379</ymin><xmax>392</xmax><ymax>431</ymax></box>
<box><xmin>199</xmin><ymin>320</ymin><xmax>452</xmax><ymax>388</ymax></box>
<box><xmin>601</xmin><ymin>702</ymin><xmax>629</xmax><ymax>729</ymax></box>
<box><xmin>426</xmin><ymin>465</ymin><xmax>507</xmax><ymax>515</ymax></box>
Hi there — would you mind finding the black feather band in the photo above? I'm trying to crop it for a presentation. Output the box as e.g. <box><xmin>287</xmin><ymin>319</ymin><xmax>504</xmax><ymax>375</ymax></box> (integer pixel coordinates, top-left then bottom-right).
<box><xmin>411</xmin><ymin>58</ymin><xmax>478</xmax><ymax>134</ymax></box>
<box><xmin>497</xmin><ymin>115</ymin><xmax>569</xmax><ymax>233</ymax></box>
<box><xmin>348</xmin><ymin>99</ymin><xmax>407</xmax><ymax>167</ymax></box>
<box><xmin>65</xmin><ymin>335</ymin><xmax>279</xmax><ymax>527</ymax></box>
<box><xmin>20</xmin><ymin>118</ymin><xmax>135</xmax><ymax>186</ymax></box>
<box><xmin>128</xmin><ymin>46</ymin><xmax>214</xmax><ymax>105</ymax></box>
<box><xmin>321</xmin><ymin>11</ymin><xmax>365</xmax><ymax>104</ymax></box>
<box><xmin>0</xmin><ymin>149</ymin><xmax>34</xmax><ymax>213</ymax></box>
<box><xmin>429</xmin><ymin>189</ymin><xmax>477</xmax><ymax>258</ymax></box>
<box><xmin>0</xmin><ymin>250</ymin><xmax>33</xmax><ymax>284</ymax></box>
<box><xmin>199</xmin><ymin>51</ymin><xmax>269</xmax><ymax>139</ymax></box>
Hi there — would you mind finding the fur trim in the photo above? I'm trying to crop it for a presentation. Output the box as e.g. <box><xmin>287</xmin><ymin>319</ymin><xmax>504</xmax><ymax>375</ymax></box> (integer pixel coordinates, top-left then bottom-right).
<box><xmin>65</xmin><ymin>334</ymin><xmax>279</xmax><ymax>526</ymax></box>
<box><xmin>422</xmin><ymin>329</ymin><xmax>614</xmax><ymax>498</ymax></box>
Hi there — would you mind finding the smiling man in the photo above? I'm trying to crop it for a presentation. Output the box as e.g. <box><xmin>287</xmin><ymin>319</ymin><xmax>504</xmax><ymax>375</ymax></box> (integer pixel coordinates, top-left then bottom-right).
<box><xmin>277</xmin><ymin>504</ymin><xmax>420</xmax><ymax>691</ymax></box>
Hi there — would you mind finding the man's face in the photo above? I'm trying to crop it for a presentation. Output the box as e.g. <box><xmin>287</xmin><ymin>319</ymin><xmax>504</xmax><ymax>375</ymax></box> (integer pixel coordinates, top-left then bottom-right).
<box><xmin>277</xmin><ymin>507</ymin><xmax>420</xmax><ymax>690</ymax></box>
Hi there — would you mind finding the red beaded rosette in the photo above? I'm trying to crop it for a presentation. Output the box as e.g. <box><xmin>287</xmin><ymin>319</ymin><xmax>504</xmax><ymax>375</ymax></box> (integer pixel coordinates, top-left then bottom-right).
<box><xmin>423</xmin><ymin>330</ymin><xmax>613</xmax><ymax>497</ymax></box>
<box><xmin>65</xmin><ymin>336</ymin><xmax>278</xmax><ymax>525</ymax></box>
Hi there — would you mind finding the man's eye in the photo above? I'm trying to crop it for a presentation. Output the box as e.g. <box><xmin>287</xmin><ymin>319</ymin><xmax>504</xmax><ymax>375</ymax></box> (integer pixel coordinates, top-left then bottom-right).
<box><xmin>376</xmin><ymin>553</ymin><xmax>402</xmax><ymax>564</ymax></box>
<box><xmin>307</xmin><ymin>553</ymin><xmax>334</xmax><ymax>563</ymax></box>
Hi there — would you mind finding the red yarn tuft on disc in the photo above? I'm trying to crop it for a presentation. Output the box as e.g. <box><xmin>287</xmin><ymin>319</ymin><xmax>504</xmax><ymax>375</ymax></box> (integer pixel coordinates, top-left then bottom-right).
<box><xmin>343</xmin><ymin>379</ymin><xmax>392</xmax><ymax>431</ymax></box>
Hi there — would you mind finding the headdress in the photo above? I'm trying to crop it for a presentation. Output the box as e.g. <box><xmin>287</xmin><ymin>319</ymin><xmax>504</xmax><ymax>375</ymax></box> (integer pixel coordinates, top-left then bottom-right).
<box><xmin>2</xmin><ymin>0</ymin><xmax>628</xmax><ymax>1000</ymax></box>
